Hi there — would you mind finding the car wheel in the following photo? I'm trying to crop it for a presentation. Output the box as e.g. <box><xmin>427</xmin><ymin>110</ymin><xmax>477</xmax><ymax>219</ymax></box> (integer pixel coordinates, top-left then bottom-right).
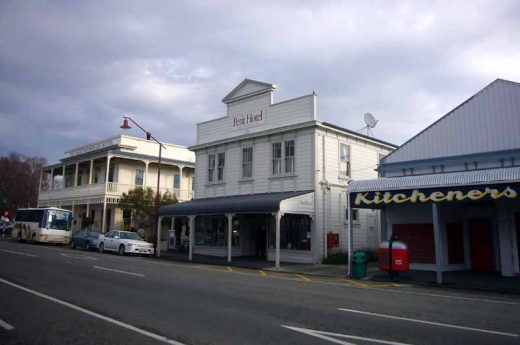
<box><xmin>118</xmin><ymin>244</ymin><xmax>125</xmax><ymax>256</ymax></box>
<box><xmin>71</xmin><ymin>241</ymin><xmax>76</xmax><ymax>249</ymax></box>
<box><xmin>85</xmin><ymin>242</ymin><xmax>91</xmax><ymax>251</ymax></box>
<box><xmin>99</xmin><ymin>243</ymin><xmax>104</xmax><ymax>253</ymax></box>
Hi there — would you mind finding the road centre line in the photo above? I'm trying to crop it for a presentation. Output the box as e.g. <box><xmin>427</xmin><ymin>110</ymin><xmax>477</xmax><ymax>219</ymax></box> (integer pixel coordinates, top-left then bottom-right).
<box><xmin>0</xmin><ymin>318</ymin><xmax>15</xmax><ymax>331</ymax></box>
<box><xmin>259</xmin><ymin>270</ymin><xmax>267</xmax><ymax>276</ymax></box>
<box><xmin>282</xmin><ymin>325</ymin><xmax>411</xmax><ymax>345</ymax></box>
<box><xmin>295</xmin><ymin>274</ymin><xmax>311</xmax><ymax>282</ymax></box>
<box><xmin>0</xmin><ymin>249</ymin><xmax>37</xmax><ymax>257</ymax></box>
<box><xmin>372</xmin><ymin>288</ymin><xmax>520</xmax><ymax>306</ymax></box>
<box><xmin>226</xmin><ymin>266</ymin><xmax>234</xmax><ymax>272</ymax></box>
<box><xmin>0</xmin><ymin>278</ymin><xmax>185</xmax><ymax>345</ymax></box>
<box><xmin>93</xmin><ymin>266</ymin><xmax>145</xmax><ymax>277</ymax></box>
<box><xmin>60</xmin><ymin>253</ymin><xmax>98</xmax><ymax>260</ymax></box>
<box><xmin>338</xmin><ymin>308</ymin><xmax>518</xmax><ymax>337</ymax></box>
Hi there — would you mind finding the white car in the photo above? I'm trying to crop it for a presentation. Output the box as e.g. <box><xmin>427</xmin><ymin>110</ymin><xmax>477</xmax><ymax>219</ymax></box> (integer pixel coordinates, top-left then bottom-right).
<box><xmin>98</xmin><ymin>230</ymin><xmax>153</xmax><ymax>256</ymax></box>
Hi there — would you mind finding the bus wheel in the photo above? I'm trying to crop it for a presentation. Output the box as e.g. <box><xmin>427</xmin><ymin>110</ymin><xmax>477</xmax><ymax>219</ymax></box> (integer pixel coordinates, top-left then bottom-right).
<box><xmin>118</xmin><ymin>244</ymin><xmax>125</xmax><ymax>256</ymax></box>
<box><xmin>31</xmin><ymin>233</ymin><xmax>36</xmax><ymax>244</ymax></box>
<box><xmin>17</xmin><ymin>232</ymin><xmax>22</xmax><ymax>242</ymax></box>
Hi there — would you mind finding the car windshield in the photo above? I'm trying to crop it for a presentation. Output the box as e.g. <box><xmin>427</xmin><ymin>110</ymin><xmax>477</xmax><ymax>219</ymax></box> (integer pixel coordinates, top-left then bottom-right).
<box><xmin>45</xmin><ymin>210</ymin><xmax>72</xmax><ymax>231</ymax></box>
<box><xmin>87</xmin><ymin>231</ymin><xmax>101</xmax><ymax>238</ymax></box>
<box><xmin>120</xmin><ymin>232</ymin><xmax>143</xmax><ymax>240</ymax></box>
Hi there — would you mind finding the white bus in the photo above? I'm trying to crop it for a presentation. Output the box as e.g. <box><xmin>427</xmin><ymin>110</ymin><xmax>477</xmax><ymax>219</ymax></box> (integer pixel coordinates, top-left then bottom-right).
<box><xmin>13</xmin><ymin>207</ymin><xmax>72</xmax><ymax>244</ymax></box>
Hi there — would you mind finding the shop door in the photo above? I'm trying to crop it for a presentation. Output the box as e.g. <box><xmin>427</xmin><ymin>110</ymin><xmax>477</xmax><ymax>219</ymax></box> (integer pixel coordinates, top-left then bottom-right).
<box><xmin>470</xmin><ymin>218</ymin><xmax>494</xmax><ymax>272</ymax></box>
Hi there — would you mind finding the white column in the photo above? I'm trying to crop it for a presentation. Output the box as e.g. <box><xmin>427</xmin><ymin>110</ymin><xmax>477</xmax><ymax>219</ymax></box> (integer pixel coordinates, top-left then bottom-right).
<box><xmin>62</xmin><ymin>165</ymin><xmax>66</xmax><ymax>188</ymax></box>
<box><xmin>104</xmin><ymin>156</ymin><xmax>111</xmax><ymax>192</ymax></box>
<box><xmin>275</xmin><ymin>212</ymin><xmax>282</xmax><ymax>270</ymax></box>
<box><xmin>432</xmin><ymin>203</ymin><xmax>444</xmax><ymax>284</ymax></box>
<box><xmin>227</xmin><ymin>213</ymin><xmax>234</xmax><ymax>263</ymax></box>
<box><xmin>189</xmin><ymin>215</ymin><xmax>195</xmax><ymax>261</ymax></box>
<box><xmin>497</xmin><ymin>206</ymin><xmax>514</xmax><ymax>276</ymax></box>
<box><xmin>74</xmin><ymin>162</ymin><xmax>79</xmax><ymax>187</ymax></box>
<box><xmin>101</xmin><ymin>197</ymin><xmax>107</xmax><ymax>233</ymax></box>
<box><xmin>88</xmin><ymin>160</ymin><xmax>94</xmax><ymax>185</ymax></box>
<box><xmin>144</xmin><ymin>162</ymin><xmax>149</xmax><ymax>188</ymax></box>
<box><xmin>157</xmin><ymin>216</ymin><xmax>163</xmax><ymax>257</ymax></box>
<box><xmin>50</xmin><ymin>168</ymin><xmax>54</xmax><ymax>190</ymax></box>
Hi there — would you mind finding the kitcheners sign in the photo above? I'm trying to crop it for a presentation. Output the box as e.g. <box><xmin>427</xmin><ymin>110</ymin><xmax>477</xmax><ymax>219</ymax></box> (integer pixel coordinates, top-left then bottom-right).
<box><xmin>352</xmin><ymin>185</ymin><xmax>518</xmax><ymax>207</ymax></box>
<box><xmin>230</xmin><ymin>110</ymin><xmax>265</xmax><ymax>130</ymax></box>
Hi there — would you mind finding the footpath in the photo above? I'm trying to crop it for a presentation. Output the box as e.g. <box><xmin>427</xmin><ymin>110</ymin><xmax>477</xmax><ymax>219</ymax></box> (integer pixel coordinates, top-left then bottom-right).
<box><xmin>158</xmin><ymin>250</ymin><xmax>520</xmax><ymax>295</ymax></box>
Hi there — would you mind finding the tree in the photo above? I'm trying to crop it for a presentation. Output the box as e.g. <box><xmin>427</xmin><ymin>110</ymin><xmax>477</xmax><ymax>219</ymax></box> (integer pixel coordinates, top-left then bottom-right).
<box><xmin>0</xmin><ymin>153</ymin><xmax>47</xmax><ymax>216</ymax></box>
<box><xmin>118</xmin><ymin>187</ymin><xmax>178</xmax><ymax>236</ymax></box>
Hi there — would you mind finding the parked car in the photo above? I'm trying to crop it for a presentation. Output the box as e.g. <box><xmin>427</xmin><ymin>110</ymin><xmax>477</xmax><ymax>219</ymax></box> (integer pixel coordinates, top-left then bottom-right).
<box><xmin>98</xmin><ymin>230</ymin><xmax>153</xmax><ymax>256</ymax></box>
<box><xmin>0</xmin><ymin>220</ymin><xmax>14</xmax><ymax>237</ymax></box>
<box><xmin>70</xmin><ymin>230</ymin><xmax>102</xmax><ymax>250</ymax></box>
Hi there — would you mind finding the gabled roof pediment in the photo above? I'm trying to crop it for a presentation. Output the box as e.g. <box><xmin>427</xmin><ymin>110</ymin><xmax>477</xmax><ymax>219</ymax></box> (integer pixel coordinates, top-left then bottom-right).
<box><xmin>222</xmin><ymin>78</ymin><xmax>276</xmax><ymax>104</ymax></box>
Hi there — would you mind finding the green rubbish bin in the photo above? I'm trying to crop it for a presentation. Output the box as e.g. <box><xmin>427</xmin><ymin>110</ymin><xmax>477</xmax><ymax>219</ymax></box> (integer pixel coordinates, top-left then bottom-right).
<box><xmin>351</xmin><ymin>252</ymin><xmax>367</xmax><ymax>279</ymax></box>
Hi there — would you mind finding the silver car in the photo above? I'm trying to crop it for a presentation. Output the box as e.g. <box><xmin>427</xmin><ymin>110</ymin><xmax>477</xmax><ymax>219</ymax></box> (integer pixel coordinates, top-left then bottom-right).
<box><xmin>98</xmin><ymin>230</ymin><xmax>153</xmax><ymax>256</ymax></box>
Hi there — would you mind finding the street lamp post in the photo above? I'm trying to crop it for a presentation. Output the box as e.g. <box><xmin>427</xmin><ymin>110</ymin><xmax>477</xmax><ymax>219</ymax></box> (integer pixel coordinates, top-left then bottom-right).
<box><xmin>120</xmin><ymin>116</ymin><xmax>166</xmax><ymax>256</ymax></box>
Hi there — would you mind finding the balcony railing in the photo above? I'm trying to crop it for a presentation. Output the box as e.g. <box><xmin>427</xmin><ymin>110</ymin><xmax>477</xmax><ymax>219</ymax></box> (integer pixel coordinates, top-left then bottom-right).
<box><xmin>39</xmin><ymin>182</ymin><xmax>193</xmax><ymax>201</ymax></box>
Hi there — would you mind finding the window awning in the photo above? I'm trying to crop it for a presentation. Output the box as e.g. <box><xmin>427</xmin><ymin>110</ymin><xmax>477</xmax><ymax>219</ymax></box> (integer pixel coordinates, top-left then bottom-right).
<box><xmin>348</xmin><ymin>166</ymin><xmax>520</xmax><ymax>193</ymax></box>
<box><xmin>159</xmin><ymin>191</ymin><xmax>314</xmax><ymax>216</ymax></box>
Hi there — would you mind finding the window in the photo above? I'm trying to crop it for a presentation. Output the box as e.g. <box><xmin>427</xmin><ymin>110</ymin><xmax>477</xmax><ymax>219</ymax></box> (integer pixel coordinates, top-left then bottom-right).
<box><xmin>285</xmin><ymin>140</ymin><xmax>295</xmax><ymax>173</ymax></box>
<box><xmin>272</xmin><ymin>143</ymin><xmax>282</xmax><ymax>175</ymax></box>
<box><xmin>217</xmin><ymin>153</ymin><xmax>225</xmax><ymax>181</ymax></box>
<box><xmin>135</xmin><ymin>169</ymin><xmax>144</xmax><ymax>186</ymax></box>
<box><xmin>345</xmin><ymin>209</ymin><xmax>358</xmax><ymax>221</ymax></box>
<box><xmin>208</xmin><ymin>154</ymin><xmax>215</xmax><ymax>182</ymax></box>
<box><xmin>94</xmin><ymin>167</ymin><xmax>101</xmax><ymax>184</ymax></box>
<box><xmin>339</xmin><ymin>143</ymin><xmax>350</xmax><ymax>176</ymax></box>
<box><xmin>195</xmin><ymin>215</ymin><xmax>229</xmax><ymax>246</ymax></box>
<box><xmin>269</xmin><ymin>214</ymin><xmax>311</xmax><ymax>251</ymax></box>
<box><xmin>174</xmin><ymin>174</ymin><xmax>180</xmax><ymax>189</ymax></box>
<box><xmin>242</xmin><ymin>147</ymin><xmax>253</xmax><ymax>178</ymax></box>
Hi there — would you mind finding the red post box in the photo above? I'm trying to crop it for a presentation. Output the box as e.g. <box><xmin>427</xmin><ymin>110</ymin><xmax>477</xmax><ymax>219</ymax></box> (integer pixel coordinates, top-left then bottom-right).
<box><xmin>378</xmin><ymin>241</ymin><xmax>410</xmax><ymax>272</ymax></box>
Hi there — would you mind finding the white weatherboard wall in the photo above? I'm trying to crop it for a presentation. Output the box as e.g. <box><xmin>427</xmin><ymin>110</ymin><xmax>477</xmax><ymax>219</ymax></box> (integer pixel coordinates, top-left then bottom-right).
<box><xmin>191</xmin><ymin>79</ymin><xmax>396</xmax><ymax>263</ymax></box>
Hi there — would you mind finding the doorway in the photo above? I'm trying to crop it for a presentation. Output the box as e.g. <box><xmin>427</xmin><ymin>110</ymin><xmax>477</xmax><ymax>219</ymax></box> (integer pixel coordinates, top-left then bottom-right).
<box><xmin>470</xmin><ymin>218</ymin><xmax>494</xmax><ymax>272</ymax></box>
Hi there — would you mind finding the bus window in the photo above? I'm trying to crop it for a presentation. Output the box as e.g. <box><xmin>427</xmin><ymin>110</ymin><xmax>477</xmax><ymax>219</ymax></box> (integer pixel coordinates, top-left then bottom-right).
<box><xmin>45</xmin><ymin>209</ymin><xmax>72</xmax><ymax>231</ymax></box>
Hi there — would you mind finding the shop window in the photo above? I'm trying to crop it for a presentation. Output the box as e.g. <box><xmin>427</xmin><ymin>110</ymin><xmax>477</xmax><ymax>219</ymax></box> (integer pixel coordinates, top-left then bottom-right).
<box><xmin>174</xmin><ymin>174</ymin><xmax>180</xmax><ymax>189</ymax></box>
<box><xmin>242</xmin><ymin>147</ymin><xmax>253</xmax><ymax>178</ymax></box>
<box><xmin>195</xmin><ymin>215</ymin><xmax>236</xmax><ymax>246</ymax></box>
<box><xmin>135</xmin><ymin>169</ymin><xmax>144</xmax><ymax>186</ymax></box>
<box><xmin>217</xmin><ymin>153</ymin><xmax>225</xmax><ymax>181</ymax></box>
<box><xmin>345</xmin><ymin>209</ymin><xmax>358</xmax><ymax>221</ymax></box>
<box><xmin>208</xmin><ymin>154</ymin><xmax>215</xmax><ymax>182</ymax></box>
<box><xmin>269</xmin><ymin>214</ymin><xmax>311</xmax><ymax>251</ymax></box>
<box><xmin>339</xmin><ymin>143</ymin><xmax>350</xmax><ymax>176</ymax></box>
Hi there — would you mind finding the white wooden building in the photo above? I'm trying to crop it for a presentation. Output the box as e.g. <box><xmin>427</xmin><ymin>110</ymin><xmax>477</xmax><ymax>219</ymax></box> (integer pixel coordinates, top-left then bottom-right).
<box><xmin>348</xmin><ymin>79</ymin><xmax>520</xmax><ymax>283</ymax></box>
<box><xmin>38</xmin><ymin>135</ymin><xmax>195</xmax><ymax>238</ymax></box>
<box><xmin>160</xmin><ymin>79</ymin><xmax>395</xmax><ymax>267</ymax></box>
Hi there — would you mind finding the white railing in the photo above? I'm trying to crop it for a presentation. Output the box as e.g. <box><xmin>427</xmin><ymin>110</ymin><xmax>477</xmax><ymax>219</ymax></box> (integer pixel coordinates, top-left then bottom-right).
<box><xmin>39</xmin><ymin>182</ymin><xmax>193</xmax><ymax>202</ymax></box>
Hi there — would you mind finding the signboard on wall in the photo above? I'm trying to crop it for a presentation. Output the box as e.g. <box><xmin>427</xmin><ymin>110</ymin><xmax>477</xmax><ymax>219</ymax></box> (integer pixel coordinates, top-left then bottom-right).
<box><xmin>350</xmin><ymin>183</ymin><xmax>519</xmax><ymax>208</ymax></box>
<box><xmin>230</xmin><ymin>109</ymin><xmax>265</xmax><ymax>131</ymax></box>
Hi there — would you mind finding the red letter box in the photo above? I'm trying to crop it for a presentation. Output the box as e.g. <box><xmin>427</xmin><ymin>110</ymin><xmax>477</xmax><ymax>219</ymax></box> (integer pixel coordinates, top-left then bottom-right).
<box><xmin>378</xmin><ymin>241</ymin><xmax>410</xmax><ymax>272</ymax></box>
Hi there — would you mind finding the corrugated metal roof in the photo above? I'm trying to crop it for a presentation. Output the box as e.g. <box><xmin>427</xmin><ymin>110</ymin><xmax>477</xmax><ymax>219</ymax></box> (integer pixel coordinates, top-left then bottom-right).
<box><xmin>159</xmin><ymin>190</ymin><xmax>313</xmax><ymax>216</ymax></box>
<box><xmin>348</xmin><ymin>166</ymin><xmax>520</xmax><ymax>192</ymax></box>
<box><xmin>383</xmin><ymin>79</ymin><xmax>520</xmax><ymax>164</ymax></box>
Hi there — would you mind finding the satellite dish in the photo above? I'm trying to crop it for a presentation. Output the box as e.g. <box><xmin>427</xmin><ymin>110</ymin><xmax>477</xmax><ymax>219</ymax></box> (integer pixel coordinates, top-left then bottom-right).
<box><xmin>364</xmin><ymin>113</ymin><xmax>378</xmax><ymax>128</ymax></box>
<box><xmin>358</xmin><ymin>113</ymin><xmax>378</xmax><ymax>137</ymax></box>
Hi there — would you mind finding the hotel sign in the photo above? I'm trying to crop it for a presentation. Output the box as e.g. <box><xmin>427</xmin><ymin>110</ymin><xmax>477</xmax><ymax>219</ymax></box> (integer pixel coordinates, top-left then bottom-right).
<box><xmin>351</xmin><ymin>184</ymin><xmax>518</xmax><ymax>207</ymax></box>
<box><xmin>64</xmin><ymin>138</ymin><xmax>118</xmax><ymax>158</ymax></box>
<box><xmin>230</xmin><ymin>109</ymin><xmax>265</xmax><ymax>130</ymax></box>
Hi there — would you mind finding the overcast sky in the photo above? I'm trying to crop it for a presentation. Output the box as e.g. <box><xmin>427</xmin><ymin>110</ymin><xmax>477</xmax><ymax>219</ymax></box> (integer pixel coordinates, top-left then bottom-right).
<box><xmin>1</xmin><ymin>0</ymin><xmax>519</xmax><ymax>163</ymax></box>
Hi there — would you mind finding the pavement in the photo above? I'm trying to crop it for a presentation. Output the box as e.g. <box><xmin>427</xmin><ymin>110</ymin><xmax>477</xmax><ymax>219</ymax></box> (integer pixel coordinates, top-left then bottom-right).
<box><xmin>160</xmin><ymin>249</ymin><xmax>520</xmax><ymax>295</ymax></box>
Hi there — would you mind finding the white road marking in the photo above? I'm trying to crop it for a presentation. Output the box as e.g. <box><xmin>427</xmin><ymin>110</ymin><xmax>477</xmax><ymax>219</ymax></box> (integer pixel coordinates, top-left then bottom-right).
<box><xmin>0</xmin><ymin>277</ymin><xmax>185</xmax><ymax>344</ymax></box>
<box><xmin>60</xmin><ymin>253</ymin><xmax>98</xmax><ymax>260</ymax></box>
<box><xmin>0</xmin><ymin>249</ymin><xmax>37</xmax><ymax>257</ymax></box>
<box><xmin>0</xmin><ymin>318</ymin><xmax>15</xmax><ymax>331</ymax></box>
<box><xmin>373</xmin><ymin>288</ymin><xmax>520</xmax><ymax>306</ymax></box>
<box><xmin>339</xmin><ymin>308</ymin><xmax>518</xmax><ymax>337</ymax></box>
<box><xmin>282</xmin><ymin>325</ymin><xmax>411</xmax><ymax>345</ymax></box>
<box><xmin>93</xmin><ymin>266</ymin><xmax>145</xmax><ymax>277</ymax></box>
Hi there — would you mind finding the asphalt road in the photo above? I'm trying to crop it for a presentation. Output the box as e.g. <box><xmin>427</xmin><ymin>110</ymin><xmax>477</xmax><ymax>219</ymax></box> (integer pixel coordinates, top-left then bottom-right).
<box><xmin>0</xmin><ymin>240</ymin><xmax>519</xmax><ymax>345</ymax></box>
